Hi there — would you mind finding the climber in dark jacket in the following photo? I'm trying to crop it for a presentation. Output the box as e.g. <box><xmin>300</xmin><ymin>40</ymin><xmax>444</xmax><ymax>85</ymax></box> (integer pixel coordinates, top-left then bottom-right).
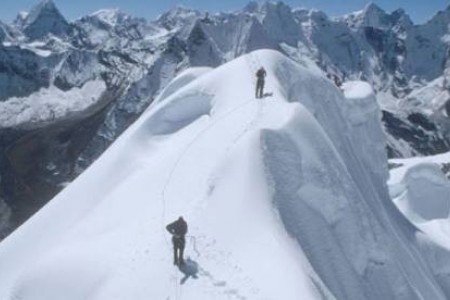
<box><xmin>255</xmin><ymin>67</ymin><xmax>267</xmax><ymax>98</ymax></box>
<box><xmin>166</xmin><ymin>216</ymin><xmax>188</xmax><ymax>265</ymax></box>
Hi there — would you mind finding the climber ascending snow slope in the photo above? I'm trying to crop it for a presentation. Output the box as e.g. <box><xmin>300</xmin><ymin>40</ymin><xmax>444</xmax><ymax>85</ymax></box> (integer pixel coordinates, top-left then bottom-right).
<box><xmin>0</xmin><ymin>49</ymin><xmax>450</xmax><ymax>299</ymax></box>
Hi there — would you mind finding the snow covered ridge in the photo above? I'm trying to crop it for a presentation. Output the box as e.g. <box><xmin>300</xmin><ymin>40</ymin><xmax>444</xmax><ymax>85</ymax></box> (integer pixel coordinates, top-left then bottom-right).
<box><xmin>2</xmin><ymin>49</ymin><xmax>450</xmax><ymax>299</ymax></box>
<box><xmin>1</xmin><ymin>0</ymin><xmax>450</xmax><ymax>260</ymax></box>
<box><xmin>0</xmin><ymin>80</ymin><xmax>106</xmax><ymax>129</ymax></box>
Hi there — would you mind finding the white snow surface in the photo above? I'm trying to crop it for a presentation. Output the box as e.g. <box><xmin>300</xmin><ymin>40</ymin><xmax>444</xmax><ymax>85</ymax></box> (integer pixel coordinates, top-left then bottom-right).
<box><xmin>90</xmin><ymin>9</ymin><xmax>123</xmax><ymax>27</ymax></box>
<box><xmin>395</xmin><ymin>163</ymin><xmax>450</xmax><ymax>223</ymax></box>
<box><xmin>156</xmin><ymin>67</ymin><xmax>213</xmax><ymax>103</ymax></box>
<box><xmin>389</xmin><ymin>152</ymin><xmax>450</xmax><ymax>224</ymax></box>
<box><xmin>1</xmin><ymin>49</ymin><xmax>449</xmax><ymax>299</ymax></box>
<box><xmin>389</xmin><ymin>151</ymin><xmax>450</xmax><ymax>185</ymax></box>
<box><xmin>0</xmin><ymin>80</ymin><xmax>106</xmax><ymax>128</ymax></box>
<box><xmin>388</xmin><ymin>153</ymin><xmax>450</xmax><ymax>296</ymax></box>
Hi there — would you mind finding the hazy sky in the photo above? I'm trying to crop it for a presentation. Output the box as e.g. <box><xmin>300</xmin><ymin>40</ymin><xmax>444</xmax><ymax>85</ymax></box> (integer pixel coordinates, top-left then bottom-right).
<box><xmin>1</xmin><ymin>0</ymin><xmax>448</xmax><ymax>24</ymax></box>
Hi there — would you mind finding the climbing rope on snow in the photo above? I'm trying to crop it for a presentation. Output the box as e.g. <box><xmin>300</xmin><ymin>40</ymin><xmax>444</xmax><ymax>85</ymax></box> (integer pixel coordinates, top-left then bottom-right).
<box><xmin>157</xmin><ymin>52</ymin><xmax>268</xmax><ymax>300</ymax></box>
<box><xmin>160</xmin><ymin>97</ymin><xmax>255</xmax><ymax>229</ymax></box>
<box><xmin>160</xmin><ymin>51</ymin><xmax>265</xmax><ymax>242</ymax></box>
<box><xmin>186</xmin><ymin>235</ymin><xmax>202</xmax><ymax>257</ymax></box>
<box><xmin>202</xmin><ymin>52</ymin><xmax>266</xmax><ymax>189</ymax></box>
<box><xmin>159</xmin><ymin>52</ymin><xmax>265</xmax><ymax>281</ymax></box>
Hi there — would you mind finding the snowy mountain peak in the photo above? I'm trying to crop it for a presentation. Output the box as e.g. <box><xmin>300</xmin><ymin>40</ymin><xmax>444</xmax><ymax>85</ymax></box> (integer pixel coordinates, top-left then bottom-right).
<box><xmin>25</xmin><ymin>0</ymin><xmax>61</xmax><ymax>25</ymax></box>
<box><xmin>157</xmin><ymin>5</ymin><xmax>202</xmax><ymax>30</ymax></box>
<box><xmin>159</xmin><ymin>5</ymin><xmax>201</xmax><ymax>20</ymax></box>
<box><xmin>309</xmin><ymin>9</ymin><xmax>330</xmax><ymax>21</ymax></box>
<box><xmin>363</xmin><ymin>2</ymin><xmax>385</xmax><ymax>15</ymax></box>
<box><xmin>243</xmin><ymin>1</ymin><xmax>259</xmax><ymax>13</ymax></box>
<box><xmin>13</xmin><ymin>11</ymin><xmax>29</xmax><ymax>28</ymax></box>
<box><xmin>357</xmin><ymin>2</ymin><xmax>390</xmax><ymax>29</ymax></box>
<box><xmin>89</xmin><ymin>8</ymin><xmax>129</xmax><ymax>27</ymax></box>
<box><xmin>262</xmin><ymin>1</ymin><xmax>291</xmax><ymax>11</ymax></box>
<box><xmin>390</xmin><ymin>8</ymin><xmax>413</xmax><ymax>29</ymax></box>
<box><xmin>256</xmin><ymin>1</ymin><xmax>303</xmax><ymax>46</ymax></box>
<box><xmin>342</xmin><ymin>2</ymin><xmax>412</xmax><ymax>30</ymax></box>
<box><xmin>21</xmin><ymin>0</ymin><xmax>70</xmax><ymax>40</ymax></box>
<box><xmin>18</xmin><ymin>11</ymin><xmax>29</xmax><ymax>19</ymax></box>
<box><xmin>245</xmin><ymin>1</ymin><xmax>293</xmax><ymax>17</ymax></box>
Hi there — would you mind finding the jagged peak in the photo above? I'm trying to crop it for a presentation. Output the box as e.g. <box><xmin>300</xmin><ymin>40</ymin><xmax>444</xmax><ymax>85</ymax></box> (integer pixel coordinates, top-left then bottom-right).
<box><xmin>24</xmin><ymin>0</ymin><xmax>67</xmax><ymax>28</ymax></box>
<box><xmin>262</xmin><ymin>1</ymin><xmax>289</xmax><ymax>8</ymax></box>
<box><xmin>392</xmin><ymin>8</ymin><xmax>406</xmax><ymax>15</ymax></box>
<box><xmin>363</xmin><ymin>2</ymin><xmax>385</xmax><ymax>15</ymax></box>
<box><xmin>261</xmin><ymin>1</ymin><xmax>293</xmax><ymax>14</ymax></box>
<box><xmin>29</xmin><ymin>0</ymin><xmax>59</xmax><ymax>16</ymax></box>
<box><xmin>18</xmin><ymin>0</ymin><xmax>70</xmax><ymax>40</ymax></box>
<box><xmin>157</xmin><ymin>5</ymin><xmax>202</xmax><ymax>31</ymax></box>
<box><xmin>309</xmin><ymin>9</ymin><xmax>329</xmax><ymax>20</ymax></box>
<box><xmin>159</xmin><ymin>5</ymin><xmax>200</xmax><ymax>19</ymax></box>
<box><xmin>242</xmin><ymin>1</ymin><xmax>293</xmax><ymax>16</ymax></box>
<box><xmin>17</xmin><ymin>11</ymin><xmax>29</xmax><ymax>20</ymax></box>
<box><xmin>12</xmin><ymin>11</ymin><xmax>27</xmax><ymax>28</ymax></box>
<box><xmin>390</xmin><ymin>8</ymin><xmax>413</xmax><ymax>27</ymax></box>
<box><xmin>243</xmin><ymin>1</ymin><xmax>260</xmax><ymax>13</ymax></box>
<box><xmin>291</xmin><ymin>7</ymin><xmax>311</xmax><ymax>22</ymax></box>
<box><xmin>91</xmin><ymin>8</ymin><xmax>120</xmax><ymax>17</ymax></box>
<box><xmin>341</xmin><ymin>2</ymin><xmax>410</xmax><ymax>30</ymax></box>
<box><xmin>90</xmin><ymin>8</ymin><xmax>129</xmax><ymax>27</ymax></box>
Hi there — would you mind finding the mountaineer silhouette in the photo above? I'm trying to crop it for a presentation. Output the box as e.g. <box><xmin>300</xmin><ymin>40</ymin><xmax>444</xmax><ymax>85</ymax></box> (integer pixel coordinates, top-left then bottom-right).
<box><xmin>166</xmin><ymin>216</ymin><xmax>188</xmax><ymax>266</ymax></box>
<box><xmin>255</xmin><ymin>67</ymin><xmax>267</xmax><ymax>98</ymax></box>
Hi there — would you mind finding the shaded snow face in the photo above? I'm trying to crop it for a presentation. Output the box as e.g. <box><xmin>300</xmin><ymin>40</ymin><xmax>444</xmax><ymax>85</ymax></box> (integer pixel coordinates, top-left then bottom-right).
<box><xmin>388</xmin><ymin>153</ymin><xmax>450</xmax><ymax>297</ymax></box>
<box><xmin>403</xmin><ymin>164</ymin><xmax>450</xmax><ymax>221</ymax></box>
<box><xmin>390</xmin><ymin>158</ymin><xmax>450</xmax><ymax>224</ymax></box>
<box><xmin>1</xmin><ymin>50</ymin><xmax>449</xmax><ymax>300</ymax></box>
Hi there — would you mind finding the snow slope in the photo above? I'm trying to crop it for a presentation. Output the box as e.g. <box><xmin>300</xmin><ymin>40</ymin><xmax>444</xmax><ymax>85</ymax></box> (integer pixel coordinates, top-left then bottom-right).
<box><xmin>0</xmin><ymin>49</ymin><xmax>449</xmax><ymax>299</ymax></box>
<box><xmin>4</xmin><ymin>0</ymin><xmax>450</xmax><ymax>245</ymax></box>
<box><xmin>394</xmin><ymin>163</ymin><xmax>450</xmax><ymax>222</ymax></box>
<box><xmin>388</xmin><ymin>153</ymin><xmax>450</xmax><ymax>295</ymax></box>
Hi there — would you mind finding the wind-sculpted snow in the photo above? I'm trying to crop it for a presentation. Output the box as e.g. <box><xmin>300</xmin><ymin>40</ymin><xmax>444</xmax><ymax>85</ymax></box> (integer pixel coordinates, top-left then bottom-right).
<box><xmin>1</xmin><ymin>49</ymin><xmax>449</xmax><ymax>299</ymax></box>
<box><xmin>156</xmin><ymin>67</ymin><xmax>212</xmax><ymax>102</ymax></box>
<box><xmin>397</xmin><ymin>163</ymin><xmax>450</xmax><ymax>222</ymax></box>
<box><xmin>389</xmin><ymin>154</ymin><xmax>450</xmax><ymax>296</ymax></box>
<box><xmin>3</xmin><ymin>0</ymin><xmax>450</xmax><ymax>241</ymax></box>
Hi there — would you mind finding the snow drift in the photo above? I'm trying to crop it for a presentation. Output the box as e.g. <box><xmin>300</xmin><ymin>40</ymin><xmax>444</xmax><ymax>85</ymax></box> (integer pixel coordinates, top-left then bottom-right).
<box><xmin>397</xmin><ymin>163</ymin><xmax>450</xmax><ymax>222</ymax></box>
<box><xmin>389</xmin><ymin>154</ymin><xmax>450</xmax><ymax>296</ymax></box>
<box><xmin>0</xmin><ymin>49</ymin><xmax>449</xmax><ymax>299</ymax></box>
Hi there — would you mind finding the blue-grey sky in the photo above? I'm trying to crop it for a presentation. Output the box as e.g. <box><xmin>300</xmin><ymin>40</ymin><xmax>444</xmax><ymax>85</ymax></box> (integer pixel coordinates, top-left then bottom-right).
<box><xmin>1</xmin><ymin>0</ymin><xmax>448</xmax><ymax>24</ymax></box>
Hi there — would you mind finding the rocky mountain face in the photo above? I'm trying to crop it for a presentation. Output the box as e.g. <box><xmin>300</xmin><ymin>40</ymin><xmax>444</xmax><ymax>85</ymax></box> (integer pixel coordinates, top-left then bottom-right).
<box><xmin>1</xmin><ymin>0</ymin><xmax>450</xmax><ymax>239</ymax></box>
<box><xmin>18</xmin><ymin>0</ymin><xmax>70</xmax><ymax>40</ymax></box>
